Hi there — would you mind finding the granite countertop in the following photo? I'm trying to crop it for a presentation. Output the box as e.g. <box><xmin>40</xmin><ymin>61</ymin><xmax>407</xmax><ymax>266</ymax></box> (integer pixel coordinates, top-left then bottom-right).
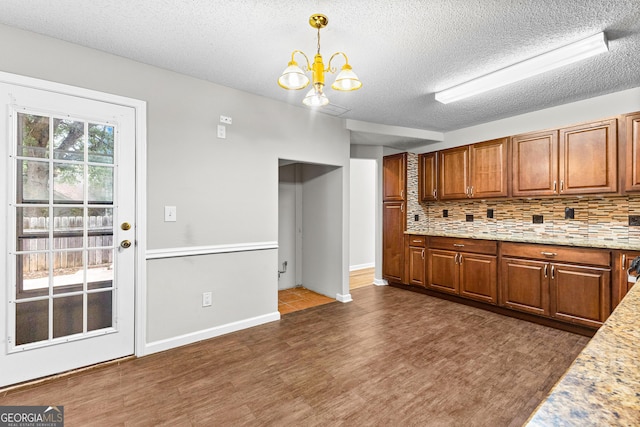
<box><xmin>525</xmin><ymin>282</ymin><xmax>640</xmax><ymax>426</ymax></box>
<box><xmin>404</xmin><ymin>231</ymin><xmax>639</xmax><ymax>251</ymax></box>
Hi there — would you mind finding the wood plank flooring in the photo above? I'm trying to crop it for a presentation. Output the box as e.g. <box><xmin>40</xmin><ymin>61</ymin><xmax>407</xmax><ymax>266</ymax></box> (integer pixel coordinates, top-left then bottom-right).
<box><xmin>0</xmin><ymin>285</ymin><xmax>589</xmax><ymax>426</ymax></box>
<box><xmin>278</xmin><ymin>287</ymin><xmax>335</xmax><ymax>315</ymax></box>
<box><xmin>349</xmin><ymin>267</ymin><xmax>375</xmax><ymax>289</ymax></box>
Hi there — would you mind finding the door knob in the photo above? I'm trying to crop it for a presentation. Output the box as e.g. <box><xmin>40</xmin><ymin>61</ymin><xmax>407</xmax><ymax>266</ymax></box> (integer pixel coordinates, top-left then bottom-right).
<box><xmin>120</xmin><ymin>240</ymin><xmax>132</xmax><ymax>249</ymax></box>
<box><xmin>121</xmin><ymin>222</ymin><xmax>132</xmax><ymax>230</ymax></box>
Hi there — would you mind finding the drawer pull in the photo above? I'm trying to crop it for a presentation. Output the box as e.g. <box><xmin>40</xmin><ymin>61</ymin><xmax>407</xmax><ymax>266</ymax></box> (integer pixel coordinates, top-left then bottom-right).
<box><xmin>540</xmin><ymin>251</ymin><xmax>557</xmax><ymax>257</ymax></box>
<box><xmin>412</xmin><ymin>239</ymin><xmax>422</xmax><ymax>243</ymax></box>
<box><xmin>453</xmin><ymin>244</ymin><xmax>465</xmax><ymax>247</ymax></box>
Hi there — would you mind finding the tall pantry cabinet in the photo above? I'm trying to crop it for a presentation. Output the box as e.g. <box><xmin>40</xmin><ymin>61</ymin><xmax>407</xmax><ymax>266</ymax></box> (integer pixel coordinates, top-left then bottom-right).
<box><xmin>382</xmin><ymin>153</ymin><xmax>407</xmax><ymax>283</ymax></box>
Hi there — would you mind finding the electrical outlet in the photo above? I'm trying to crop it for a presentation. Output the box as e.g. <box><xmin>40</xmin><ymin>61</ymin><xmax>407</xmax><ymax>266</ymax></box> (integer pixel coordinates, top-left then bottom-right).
<box><xmin>565</xmin><ymin>207</ymin><xmax>575</xmax><ymax>220</ymax></box>
<box><xmin>533</xmin><ymin>215</ymin><xmax>544</xmax><ymax>224</ymax></box>
<box><xmin>414</xmin><ymin>214</ymin><xmax>419</xmax><ymax>221</ymax></box>
<box><xmin>487</xmin><ymin>209</ymin><xmax>494</xmax><ymax>219</ymax></box>
<box><xmin>220</xmin><ymin>115</ymin><xmax>232</xmax><ymax>125</ymax></box>
<box><xmin>202</xmin><ymin>292</ymin><xmax>212</xmax><ymax>307</ymax></box>
<box><xmin>443</xmin><ymin>209</ymin><xmax>448</xmax><ymax>218</ymax></box>
<box><xmin>466</xmin><ymin>214</ymin><xmax>474</xmax><ymax>222</ymax></box>
<box><xmin>217</xmin><ymin>125</ymin><xmax>226</xmax><ymax>139</ymax></box>
<box><xmin>629</xmin><ymin>215</ymin><xmax>640</xmax><ymax>226</ymax></box>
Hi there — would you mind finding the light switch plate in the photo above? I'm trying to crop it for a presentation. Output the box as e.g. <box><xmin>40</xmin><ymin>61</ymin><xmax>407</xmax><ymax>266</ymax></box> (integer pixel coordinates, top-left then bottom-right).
<box><xmin>164</xmin><ymin>206</ymin><xmax>177</xmax><ymax>222</ymax></box>
<box><xmin>217</xmin><ymin>124</ymin><xmax>226</xmax><ymax>139</ymax></box>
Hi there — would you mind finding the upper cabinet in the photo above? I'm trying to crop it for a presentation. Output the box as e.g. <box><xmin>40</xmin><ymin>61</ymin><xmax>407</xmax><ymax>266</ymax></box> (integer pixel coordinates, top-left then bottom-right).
<box><xmin>418</xmin><ymin>152</ymin><xmax>438</xmax><ymax>201</ymax></box>
<box><xmin>513</xmin><ymin>119</ymin><xmax>617</xmax><ymax>197</ymax></box>
<box><xmin>438</xmin><ymin>138</ymin><xmax>508</xmax><ymax>200</ymax></box>
<box><xmin>624</xmin><ymin>112</ymin><xmax>640</xmax><ymax>192</ymax></box>
<box><xmin>383</xmin><ymin>152</ymin><xmax>407</xmax><ymax>201</ymax></box>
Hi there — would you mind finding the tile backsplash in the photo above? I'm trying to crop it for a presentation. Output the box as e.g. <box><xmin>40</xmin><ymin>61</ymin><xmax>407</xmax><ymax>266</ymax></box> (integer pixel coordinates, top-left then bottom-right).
<box><xmin>405</xmin><ymin>153</ymin><xmax>640</xmax><ymax>247</ymax></box>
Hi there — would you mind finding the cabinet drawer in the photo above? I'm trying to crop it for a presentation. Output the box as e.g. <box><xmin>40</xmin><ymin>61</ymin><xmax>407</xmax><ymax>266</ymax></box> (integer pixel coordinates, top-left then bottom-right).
<box><xmin>501</xmin><ymin>242</ymin><xmax>610</xmax><ymax>267</ymax></box>
<box><xmin>429</xmin><ymin>236</ymin><xmax>497</xmax><ymax>255</ymax></box>
<box><xmin>406</xmin><ymin>235</ymin><xmax>426</xmax><ymax>247</ymax></box>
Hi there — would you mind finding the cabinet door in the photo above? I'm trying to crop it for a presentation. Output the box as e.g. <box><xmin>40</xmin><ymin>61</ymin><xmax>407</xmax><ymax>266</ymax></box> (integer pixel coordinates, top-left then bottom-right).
<box><xmin>500</xmin><ymin>258</ymin><xmax>549</xmax><ymax>316</ymax></box>
<box><xmin>407</xmin><ymin>246</ymin><xmax>426</xmax><ymax>287</ymax></box>
<box><xmin>511</xmin><ymin>130</ymin><xmax>558</xmax><ymax>197</ymax></box>
<box><xmin>613</xmin><ymin>251</ymin><xmax>640</xmax><ymax>309</ymax></box>
<box><xmin>382</xmin><ymin>201</ymin><xmax>406</xmax><ymax>283</ymax></box>
<box><xmin>550</xmin><ymin>263</ymin><xmax>610</xmax><ymax>328</ymax></box>
<box><xmin>427</xmin><ymin>249</ymin><xmax>459</xmax><ymax>294</ymax></box>
<box><xmin>625</xmin><ymin>113</ymin><xmax>640</xmax><ymax>192</ymax></box>
<box><xmin>459</xmin><ymin>253</ymin><xmax>497</xmax><ymax>304</ymax></box>
<box><xmin>383</xmin><ymin>153</ymin><xmax>407</xmax><ymax>201</ymax></box>
<box><xmin>469</xmin><ymin>138</ymin><xmax>509</xmax><ymax>198</ymax></box>
<box><xmin>559</xmin><ymin>119</ymin><xmax>617</xmax><ymax>195</ymax></box>
<box><xmin>438</xmin><ymin>146</ymin><xmax>469</xmax><ymax>200</ymax></box>
<box><xmin>418</xmin><ymin>152</ymin><xmax>438</xmax><ymax>201</ymax></box>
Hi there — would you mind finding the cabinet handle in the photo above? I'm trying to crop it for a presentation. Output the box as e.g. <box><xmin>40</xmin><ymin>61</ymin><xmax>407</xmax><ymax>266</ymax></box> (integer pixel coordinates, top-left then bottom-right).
<box><xmin>540</xmin><ymin>251</ymin><xmax>557</xmax><ymax>257</ymax></box>
<box><xmin>454</xmin><ymin>253</ymin><xmax>459</xmax><ymax>264</ymax></box>
<box><xmin>560</xmin><ymin>180</ymin><xmax>564</xmax><ymax>192</ymax></box>
<box><xmin>412</xmin><ymin>239</ymin><xmax>422</xmax><ymax>243</ymax></box>
<box><xmin>453</xmin><ymin>244</ymin><xmax>465</xmax><ymax>247</ymax></box>
<box><xmin>551</xmin><ymin>265</ymin><xmax>555</xmax><ymax>279</ymax></box>
<box><xmin>401</xmin><ymin>204</ymin><xmax>404</xmax><ymax>212</ymax></box>
<box><xmin>622</xmin><ymin>254</ymin><xmax>626</xmax><ymax>269</ymax></box>
<box><xmin>433</xmin><ymin>189</ymin><xmax>437</xmax><ymax>199</ymax></box>
<box><xmin>421</xmin><ymin>249</ymin><xmax>425</xmax><ymax>259</ymax></box>
<box><xmin>459</xmin><ymin>254</ymin><xmax>463</xmax><ymax>265</ymax></box>
<box><xmin>553</xmin><ymin>181</ymin><xmax>557</xmax><ymax>193</ymax></box>
<box><xmin>470</xmin><ymin>186</ymin><xmax>474</xmax><ymax>197</ymax></box>
<box><xmin>544</xmin><ymin>265</ymin><xmax>548</xmax><ymax>278</ymax></box>
<box><xmin>466</xmin><ymin>187</ymin><xmax>471</xmax><ymax>198</ymax></box>
<box><xmin>401</xmin><ymin>189</ymin><xmax>404</xmax><ymax>198</ymax></box>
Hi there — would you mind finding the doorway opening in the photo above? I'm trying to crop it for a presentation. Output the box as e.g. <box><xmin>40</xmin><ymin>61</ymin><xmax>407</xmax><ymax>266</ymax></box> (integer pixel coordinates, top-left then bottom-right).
<box><xmin>277</xmin><ymin>160</ymin><xmax>345</xmax><ymax>314</ymax></box>
<box><xmin>349</xmin><ymin>158</ymin><xmax>376</xmax><ymax>289</ymax></box>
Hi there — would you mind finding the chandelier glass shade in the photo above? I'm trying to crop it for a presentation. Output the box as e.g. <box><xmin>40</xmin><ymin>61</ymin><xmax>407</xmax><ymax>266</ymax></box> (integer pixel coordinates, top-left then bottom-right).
<box><xmin>278</xmin><ymin>14</ymin><xmax>362</xmax><ymax>107</ymax></box>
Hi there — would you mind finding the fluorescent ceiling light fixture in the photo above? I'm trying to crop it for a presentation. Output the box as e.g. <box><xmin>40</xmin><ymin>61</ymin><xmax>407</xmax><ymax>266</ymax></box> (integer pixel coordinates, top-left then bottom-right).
<box><xmin>435</xmin><ymin>32</ymin><xmax>609</xmax><ymax>104</ymax></box>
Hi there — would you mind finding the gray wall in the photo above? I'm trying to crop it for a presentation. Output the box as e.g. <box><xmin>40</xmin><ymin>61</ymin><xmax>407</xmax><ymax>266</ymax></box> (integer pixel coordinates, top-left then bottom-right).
<box><xmin>349</xmin><ymin>159</ymin><xmax>376</xmax><ymax>270</ymax></box>
<box><xmin>0</xmin><ymin>24</ymin><xmax>350</xmax><ymax>348</ymax></box>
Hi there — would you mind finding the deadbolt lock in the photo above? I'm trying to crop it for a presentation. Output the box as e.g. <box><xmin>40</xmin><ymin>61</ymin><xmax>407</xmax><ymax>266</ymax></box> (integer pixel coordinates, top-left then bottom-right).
<box><xmin>120</xmin><ymin>240</ymin><xmax>132</xmax><ymax>249</ymax></box>
<box><xmin>121</xmin><ymin>222</ymin><xmax>132</xmax><ymax>230</ymax></box>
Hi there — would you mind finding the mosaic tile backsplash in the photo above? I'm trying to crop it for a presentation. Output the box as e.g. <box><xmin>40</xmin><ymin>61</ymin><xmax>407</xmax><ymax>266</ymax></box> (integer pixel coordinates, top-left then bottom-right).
<box><xmin>405</xmin><ymin>153</ymin><xmax>640</xmax><ymax>249</ymax></box>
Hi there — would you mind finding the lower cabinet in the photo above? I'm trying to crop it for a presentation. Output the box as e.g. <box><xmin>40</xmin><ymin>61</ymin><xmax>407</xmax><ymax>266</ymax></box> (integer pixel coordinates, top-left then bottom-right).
<box><xmin>405</xmin><ymin>235</ymin><xmax>426</xmax><ymax>287</ymax></box>
<box><xmin>612</xmin><ymin>250</ymin><xmax>640</xmax><ymax>309</ymax></box>
<box><xmin>383</xmin><ymin>201</ymin><xmax>405</xmax><ymax>283</ymax></box>
<box><xmin>427</xmin><ymin>237</ymin><xmax>498</xmax><ymax>304</ymax></box>
<box><xmin>500</xmin><ymin>242</ymin><xmax>611</xmax><ymax>329</ymax></box>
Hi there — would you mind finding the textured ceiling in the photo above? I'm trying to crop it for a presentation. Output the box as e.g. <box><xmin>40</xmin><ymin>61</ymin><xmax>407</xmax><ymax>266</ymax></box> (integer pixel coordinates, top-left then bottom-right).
<box><xmin>0</xmin><ymin>0</ymin><xmax>639</xmax><ymax>146</ymax></box>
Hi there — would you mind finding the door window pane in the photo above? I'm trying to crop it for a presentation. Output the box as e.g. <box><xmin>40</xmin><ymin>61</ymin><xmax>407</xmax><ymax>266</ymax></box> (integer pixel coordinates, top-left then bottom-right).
<box><xmin>88</xmin><ymin>166</ymin><xmax>113</xmax><ymax>202</ymax></box>
<box><xmin>21</xmin><ymin>160</ymin><xmax>49</xmax><ymax>202</ymax></box>
<box><xmin>88</xmin><ymin>248</ymin><xmax>113</xmax><ymax>289</ymax></box>
<box><xmin>88</xmin><ymin>291</ymin><xmax>112</xmax><ymax>331</ymax></box>
<box><xmin>88</xmin><ymin>123</ymin><xmax>114</xmax><ymax>164</ymax></box>
<box><xmin>16</xmin><ymin>299</ymin><xmax>49</xmax><ymax>345</ymax></box>
<box><xmin>17</xmin><ymin>207</ymin><xmax>49</xmax><ymax>250</ymax></box>
<box><xmin>53</xmin><ymin>118</ymin><xmax>84</xmax><ymax>161</ymax></box>
<box><xmin>17</xmin><ymin>253</ymin><xmax>49</xmax><ymax>299</ymax></box>
<box><xmin>53</xmin><ymin>163</ymin><xmax>84</xmax><ymax>203</ymax></box>
<box><xmin>18</xmin><ymin>113</ymin><xmax>49</xmax><ymax>159</ymax></box>
<box><xmin>53</xmin><ymin>295</ymin><xmax>83</xmax><ymax>338</ymax></box>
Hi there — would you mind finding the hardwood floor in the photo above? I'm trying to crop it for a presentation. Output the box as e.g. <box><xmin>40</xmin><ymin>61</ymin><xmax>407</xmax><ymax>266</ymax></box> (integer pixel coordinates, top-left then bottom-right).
<box><xmin>0</xmin><ymin>285</ymin><xmax>588</xmax><ymax>426</ymax></box>
<box><xmin>349</xmin><ymin>267</ymin><xmax>375</xmax><ymax>289</ymax></box>
<box><xmin>278</xmin><ymin>287</ymin><xmax>335</xmax><ymax>315</ymax></box>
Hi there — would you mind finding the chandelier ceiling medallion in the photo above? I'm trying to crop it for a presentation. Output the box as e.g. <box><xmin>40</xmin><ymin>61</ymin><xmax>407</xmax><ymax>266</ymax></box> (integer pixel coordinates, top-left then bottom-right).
<box><xmin>278</xmin><ymin>14</ymin><xmax>362</xmax><ymax>107</ymax></box>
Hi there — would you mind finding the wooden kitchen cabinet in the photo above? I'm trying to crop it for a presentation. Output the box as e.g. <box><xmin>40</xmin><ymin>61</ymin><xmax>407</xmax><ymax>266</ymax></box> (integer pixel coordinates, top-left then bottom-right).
<box><xmin>559</xmin><ymin>119</ymin><xmax>617</xmax><ymax>195</ymax></box>
<box><xmin>383</xmin><ymin>201</ymin><xmax>406</xmax><ymax>283</ymax></box>
<box><xmin>512</xmin><ymin>118</ymin><xmax>617</xmax><ymax>197</ymax></box>
<box><xmin>405</xmin><ymin>235</ymin><xmax>426</xmax><ymax>287</ymax></box>
<box><xmin>383</xmin><ymin>152</ymin><xmax>407</xmax><ymax>201</ymax></box>
<box><xmin>418</xmin><ymin>152</ymin><xmax>438</xmax><ymax>201</ymax></box>
<box><xmin>612</xmin><ymin>250</ymin><xmax>640</xmax><ymax>309</ymax></box>
<box><xmin>624</xmin><ymin>112</ymin><xmax>640</xmax><ymax>192</ymax></box>
<box><xmin>438</xmin><ymin>138</ymin><xmax>508</xmax><ymax>200</ymax></box>
<box><xmin>428</xmin><ymin>237</ymin><xmax>498</xmax><ymax>304</ymax></box>
<box><xmin>500</xmin><ymin>242</ymin><xmax>611</xmax><ymax>329</ymax></box>
<box><xmin>438</xmin><ymin>146</ymin><xmax>469</xmax><ymax>200</ymax></box>
<box><xmin>383</xmin><ymin>153</ymin><xmax>407</xmax><ymax>284</ymax></box>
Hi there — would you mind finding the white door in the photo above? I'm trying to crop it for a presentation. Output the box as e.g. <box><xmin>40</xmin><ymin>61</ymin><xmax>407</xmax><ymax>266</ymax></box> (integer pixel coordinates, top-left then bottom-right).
<box><xmin>0</xmin><ymin>83</ymin><xmax>136</xmax><ymax>387</ymax></box>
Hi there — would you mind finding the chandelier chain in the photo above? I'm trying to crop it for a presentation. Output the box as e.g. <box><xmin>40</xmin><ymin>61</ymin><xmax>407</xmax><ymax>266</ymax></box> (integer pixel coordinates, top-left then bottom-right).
<box><xmin>317</xmin><ymin>26</ymin><xmax>321</xmax><ymax>55</ymax></box>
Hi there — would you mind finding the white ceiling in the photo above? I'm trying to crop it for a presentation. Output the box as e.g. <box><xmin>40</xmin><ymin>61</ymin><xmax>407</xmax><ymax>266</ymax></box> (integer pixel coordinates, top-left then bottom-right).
<box><xmin>1</xmin><ymin>0</ymin><xmax>639</xmax><ymax>148</ymax></box>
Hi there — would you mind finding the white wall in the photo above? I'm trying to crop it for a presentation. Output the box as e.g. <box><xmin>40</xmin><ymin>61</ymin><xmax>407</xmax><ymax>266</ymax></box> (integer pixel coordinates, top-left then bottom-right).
<box><xmin>278</xmin><ymin>164</ymin><xmax>298</xmax><ymax>290</ymax></box>
<box><xmin>349</xmin><ymin>159</ymin><xmax>376</xmax><ymax>270</ymax></box>
<box><xmin>0</xmin><ymin>24</ymin><xmax>351</xmax><ymax>351</ymax></box>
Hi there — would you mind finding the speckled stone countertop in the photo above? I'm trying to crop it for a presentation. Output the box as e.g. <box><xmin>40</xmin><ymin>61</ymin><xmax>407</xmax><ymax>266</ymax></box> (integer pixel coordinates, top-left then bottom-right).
<box><xmin>525</xmin><ymin>282</ymin><xmax>640</xmax><ymax>426</ymax></box>
<box><xmin>404</xmin><ymin>231</ymin><xmax>639</xmax><ymax>250</ymax></box>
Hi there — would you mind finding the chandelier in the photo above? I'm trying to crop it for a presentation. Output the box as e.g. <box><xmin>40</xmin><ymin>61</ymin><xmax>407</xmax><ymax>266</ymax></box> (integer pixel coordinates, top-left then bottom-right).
<box><xmin>278</xmin><ymin>14</ymin><xmax>362</xmax><ymax>107</ymax></box>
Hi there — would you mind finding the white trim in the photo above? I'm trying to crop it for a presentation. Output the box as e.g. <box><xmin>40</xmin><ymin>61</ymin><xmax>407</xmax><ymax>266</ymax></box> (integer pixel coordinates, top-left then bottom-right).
<box><xmin>145</xmin><ymin>241</ymin><xmax>279</xmax><ymax>260</ymax></box>
<box><xmin>349</xmin><ymin>263</ymin><xmax>375</xmax><ymax>272</ymax></box>
<box><xmin>144</xmin><ymin>312</ymin><xmax>280</xmax><ymax>355</ymax></box>
<box><xmin>336</xmin><ymin>293</ymin><xmax>353</xmax><ymax>303</ymax></box>
<box><xmin>373</xmin><ymin>278</ymin><xmax>388</xmax><ymax>286</ymax></box>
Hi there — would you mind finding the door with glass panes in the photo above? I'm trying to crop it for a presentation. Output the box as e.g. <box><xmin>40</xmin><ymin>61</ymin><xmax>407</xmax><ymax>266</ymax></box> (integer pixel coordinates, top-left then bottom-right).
<box><xmin>0</xmin><ymin>82</ymin><xmax>136</xmax><ymax>387</ymax></box>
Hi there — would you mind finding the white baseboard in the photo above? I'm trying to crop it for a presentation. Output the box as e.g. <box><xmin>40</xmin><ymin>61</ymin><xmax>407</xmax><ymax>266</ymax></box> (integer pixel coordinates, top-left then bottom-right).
<box><xmin>336</xmin><ymin>293</ymin><xmax>353</xmax><ymax>303</ymax></box>
<box><xmin>144</xmin><ymin>312</ymin><xmax>281</xmax><ymax>355</ymax></box>
<box><xmin>373</xmin><ymin>278</ymin><xmax>388</xmax><ymax>286</ymax></box>
<box><xmin>349</xmin><ymin>263</ymin><xmax>375</xmax><ymax>272</ymax></box>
